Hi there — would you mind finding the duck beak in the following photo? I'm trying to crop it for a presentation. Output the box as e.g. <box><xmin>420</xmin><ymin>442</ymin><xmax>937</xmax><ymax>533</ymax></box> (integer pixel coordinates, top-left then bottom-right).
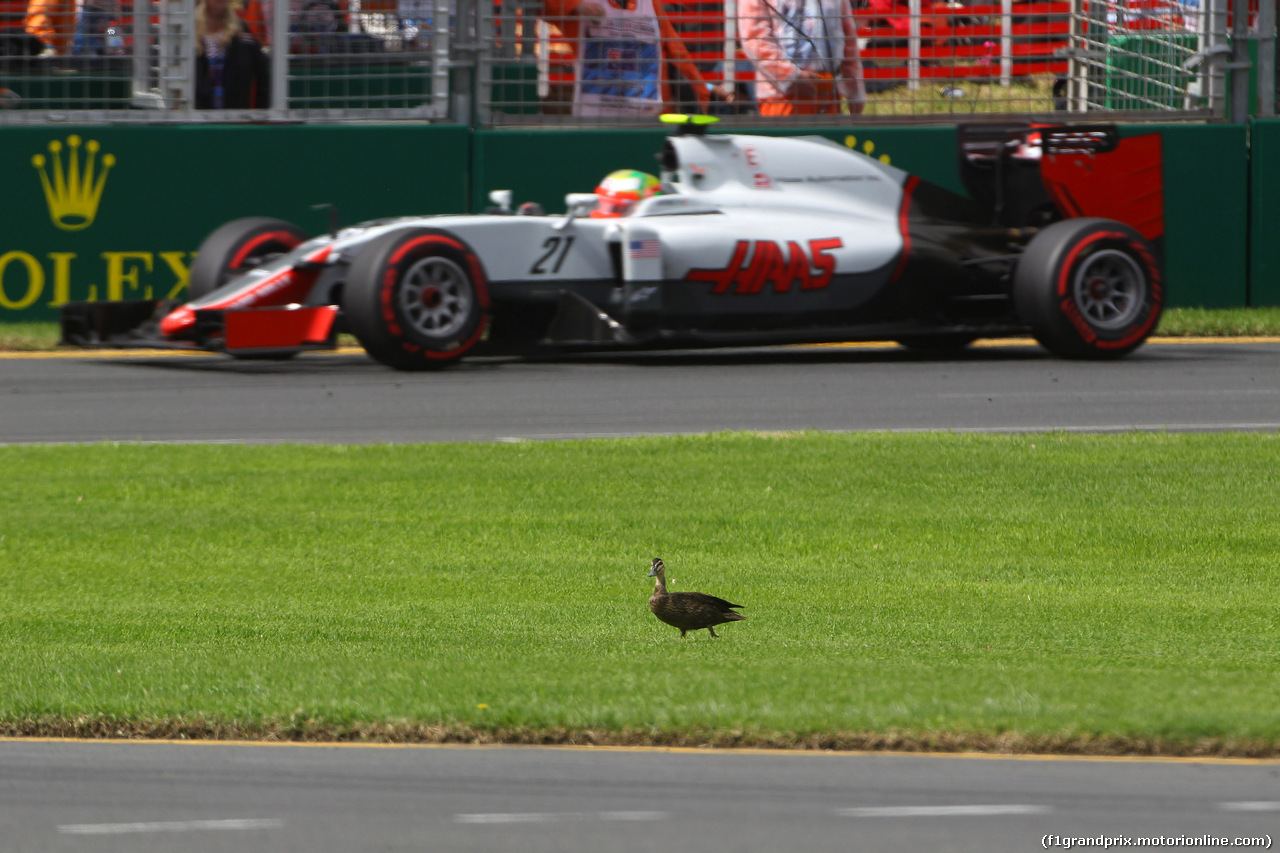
<box><xmin>647</xmin><ymin>566</ymin><xmax>659</xmax><ymax>577</ymax></box>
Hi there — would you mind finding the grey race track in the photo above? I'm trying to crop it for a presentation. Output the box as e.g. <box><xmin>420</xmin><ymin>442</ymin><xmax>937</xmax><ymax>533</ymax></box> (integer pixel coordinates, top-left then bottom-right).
<box><xmin>1</xmin><ymin>740</ymin><xmax>1277</xmax><ymax>853</ymax></box>
<box><xmin>2</xmin><ymin>339</ymin><xmax>1280</xmax><ymax>443</ymax></box>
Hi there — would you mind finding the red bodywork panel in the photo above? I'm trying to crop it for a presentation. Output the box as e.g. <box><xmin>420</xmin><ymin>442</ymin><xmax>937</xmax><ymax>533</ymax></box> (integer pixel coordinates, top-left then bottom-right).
<box><xmin>222</xmin><ymin>305</ymin><xmax>339</xmax><ymax>351</ymax></box>
<box><xmin>1041</xmin><ymin>133</ymin><xmax>1164</xmax><ymax>241</ymax></box>
<box><xmin>159</xmin><ymin>246</ymin><xmax>332</xmax><ymax>340</ymax></box>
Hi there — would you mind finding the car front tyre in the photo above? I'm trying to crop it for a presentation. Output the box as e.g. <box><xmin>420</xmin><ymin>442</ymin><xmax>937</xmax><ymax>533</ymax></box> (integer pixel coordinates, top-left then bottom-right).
<box><xmin>1014</xmin><ymin>217</ymin><xmax>1162</xmax><ymax>359</ymax></box>
<box><xmin>342</xmin><ymin>228</ymin><xmax>490</xmax><ymax>370</ymax></box>
<box><xmin>188</xmin><ymin>217</ymin><xmax>309</xmax><ymax>301</ymax></box>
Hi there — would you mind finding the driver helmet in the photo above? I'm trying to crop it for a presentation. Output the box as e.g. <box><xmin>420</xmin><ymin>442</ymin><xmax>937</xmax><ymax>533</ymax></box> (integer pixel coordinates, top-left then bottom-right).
<box><xmin>591</xmin><ymin>170</ymin><xmax>662</xmax><ymax>218</ymax></box>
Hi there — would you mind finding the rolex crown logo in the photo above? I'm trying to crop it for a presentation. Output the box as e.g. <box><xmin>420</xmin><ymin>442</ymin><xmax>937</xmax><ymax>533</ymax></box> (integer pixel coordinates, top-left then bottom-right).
<box><xmin>32</xmin><ymin>134</ymin><xmax>116</xmax><ymax>231</ymax></box>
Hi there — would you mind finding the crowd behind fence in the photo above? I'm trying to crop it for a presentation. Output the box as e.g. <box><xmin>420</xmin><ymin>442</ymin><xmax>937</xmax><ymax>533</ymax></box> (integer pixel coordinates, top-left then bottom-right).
<box><xmin>0</xmin><ymin>0</ymin><xmax>1270</xmax><ymax>123</ymax></box>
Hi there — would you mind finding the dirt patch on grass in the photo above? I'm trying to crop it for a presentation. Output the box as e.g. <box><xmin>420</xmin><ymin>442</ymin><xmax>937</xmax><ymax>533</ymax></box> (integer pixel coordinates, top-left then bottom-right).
<box><xmin>4</xmin><ymin>718</ymin><xmax>1277</xmax><ymax>758</ymax></box>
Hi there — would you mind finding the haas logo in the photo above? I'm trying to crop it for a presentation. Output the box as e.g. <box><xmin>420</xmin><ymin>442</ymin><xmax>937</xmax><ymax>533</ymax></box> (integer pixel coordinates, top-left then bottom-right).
<box><xmin>686</xmin><ymin>238</ymin><xmax>843</xmax><ymax>295</ymax></box>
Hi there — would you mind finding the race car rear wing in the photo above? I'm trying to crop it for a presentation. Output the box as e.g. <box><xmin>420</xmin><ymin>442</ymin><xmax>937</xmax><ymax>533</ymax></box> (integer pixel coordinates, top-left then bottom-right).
<box><xmin>957</xmin><ymin>123</ymin><xmax>1163</xmax><ymax>242</ymax></box>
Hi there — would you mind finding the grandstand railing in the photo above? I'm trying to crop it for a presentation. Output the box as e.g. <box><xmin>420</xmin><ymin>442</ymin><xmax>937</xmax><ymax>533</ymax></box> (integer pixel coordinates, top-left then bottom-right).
<box><xmin>0</xmin><ymin>0</ymin><xmax>1261</xmax><ymax>123</ymax></box>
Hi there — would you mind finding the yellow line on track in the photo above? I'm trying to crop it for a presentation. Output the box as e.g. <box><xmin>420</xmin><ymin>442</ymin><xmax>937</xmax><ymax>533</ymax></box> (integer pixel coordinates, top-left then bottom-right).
<box><xmin>1</xmin><ymin>337</ymin><xmax>1277</xmax><ymax>360</ymax></box>
<box><xmin>2</xmin><ymin>736</ymin><xmax>1276</xmax><ymax>764</ymax></box>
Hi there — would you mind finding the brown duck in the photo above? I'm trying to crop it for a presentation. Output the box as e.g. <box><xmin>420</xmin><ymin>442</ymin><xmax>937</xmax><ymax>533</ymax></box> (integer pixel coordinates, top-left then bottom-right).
<box><xmin>647</xmin><ymin>558</ymin><xmax>745</xmax><ymax>638</ymax></box>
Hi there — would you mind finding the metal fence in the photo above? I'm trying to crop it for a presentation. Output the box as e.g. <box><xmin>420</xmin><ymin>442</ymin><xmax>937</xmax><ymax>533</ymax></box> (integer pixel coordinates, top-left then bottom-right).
<box><xmin>477</xmin><ymin>0</ymin><xmax>1248</xmax><ymax>124</ymax></box>
<box><xmin>1063</xmin><ymin>0</ymin><xmax>1221</xmax><ymax>116</ymax></box>
<box><xmin>0</xmin><ymin>0</ymin><xmax>1271</xmax><ymax>123</ymax></box>
<box><xmin>0</xmin><ymin>0</ymin><xmax>450</xmax><ymax>120</ymax></box>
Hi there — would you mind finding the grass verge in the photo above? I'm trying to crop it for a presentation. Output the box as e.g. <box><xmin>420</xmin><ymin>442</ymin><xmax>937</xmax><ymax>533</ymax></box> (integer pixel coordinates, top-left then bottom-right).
<box><xmin>2</xmin><ymin>433</ymin><xmax>1278</xmax><ymax>754</ymax></box>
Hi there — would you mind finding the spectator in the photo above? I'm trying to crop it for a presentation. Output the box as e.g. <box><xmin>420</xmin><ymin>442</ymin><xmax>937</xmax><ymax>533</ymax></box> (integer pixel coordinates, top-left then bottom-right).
<box><xmin>707</xmin><ymin>57</ymin><xmax>756</xmax><ymax>115</ymax></box>
<box><xmin>738</xmin><ymin>0</ymin><xmax>865</xmax><ymax>116</ymax></box>
<box><xmin>73</xmin><ymin>0</ymin><xmax>124</xmax><ymax>56</ymax></box>
<box><xmin>240</xmin><ymin>0</ymin><xmax>269</xmax><ymax>45</ymax></box>
<box><xmin>25</xmin><ymin>0</ymin><xmax>75</xmax><ymax>54</ymax></box>
<box><xmin>195</xmin><ymin>0</ymin><xmax>270</xmax><ymax>108</ymax></box>
<box><xmin>544</xmin><ymin>0</ymin><xmax>708</xmax><ymax>116</ymax></box>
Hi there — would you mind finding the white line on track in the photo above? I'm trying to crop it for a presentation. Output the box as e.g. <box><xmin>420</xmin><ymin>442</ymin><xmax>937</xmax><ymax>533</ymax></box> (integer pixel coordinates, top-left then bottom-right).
<box><xmin>455</xmin><ymin>811</ymin><xmax>668</xmax><ymax>824</ymax></box>
<box><xmin>1221</xmin><ymin>801</ymin><xmax>1280</xmax><ymax>812</ymax></box>
<box><xmin>491</xmin><ymin>422</ymin><xmax>1280</xmax><ymax>443</ymax></box>
<box><xmin>58</xmin><ymin>818</ymin><xmax>284</xmax><ymax>835</ymax></box>
<box><xmin>836</xmin><ymin>805</ymin><xmax>1051</xmax><ymax>818</ymax></box>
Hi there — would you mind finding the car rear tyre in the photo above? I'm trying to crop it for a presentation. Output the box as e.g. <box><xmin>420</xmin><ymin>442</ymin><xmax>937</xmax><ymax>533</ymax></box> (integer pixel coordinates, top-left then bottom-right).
<box><xmin>188</xmin><ymin>217</ymin><xmax>309</xmax><ymax>301</ymax></box>
<box><xmin>1014</xmin><ymin>217</ymin><xmax>1162</xmax><ymax>359</ymax></box>
<box><xmin>342</xmin><ymin>228</ymin><xmax>490</xmax><ymax>370</ymax></box>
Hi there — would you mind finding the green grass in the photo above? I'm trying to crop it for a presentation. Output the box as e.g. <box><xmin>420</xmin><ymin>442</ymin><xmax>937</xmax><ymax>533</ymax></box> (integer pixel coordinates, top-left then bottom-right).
<box><xmin>865</xmin><ymin>75</ymin><xmax>1056</xmax><ymax>117</ymax></box>
<box><xmin>4</xmin><ymin>308</ymin><xmax>1280</xmax><ymax>353</ymax></box>
<box><xmin>2</xmin><ymin>433</ymin><xmax>1278</xmax><ymax>754</ymax></box>
<box><xmin>0</xmin><ymin>322</ymin><xmax>60</xmax><ymax>352</ymax></box>
<box><xmin>1157</xmin><ymin>307</ymin><xmax>1280</xmax><ymax>337</ymax></box>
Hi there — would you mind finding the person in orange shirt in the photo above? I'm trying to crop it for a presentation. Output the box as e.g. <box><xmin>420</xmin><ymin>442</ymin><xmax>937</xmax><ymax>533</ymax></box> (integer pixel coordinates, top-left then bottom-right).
<box><xmin>738</xmin><ymin>0</ymin><xmax>865</xmax><ymax>116</ymax></box>
<box><xmin>543</xmin><ymin>0</ymin><xmax>708</xmax><ymax>115</ymax></box>
<box><xmin>25</xmin><ymin>0</ymin><xmax>75</xmax><ymax>54</ymax></box>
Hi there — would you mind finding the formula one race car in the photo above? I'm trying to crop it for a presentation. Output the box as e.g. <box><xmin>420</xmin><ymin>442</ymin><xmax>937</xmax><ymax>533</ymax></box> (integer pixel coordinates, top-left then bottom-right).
<box><xmin>61</xmin><ymin>117</ymin><xmax>1165</xmax><ymax>369</ymax></box>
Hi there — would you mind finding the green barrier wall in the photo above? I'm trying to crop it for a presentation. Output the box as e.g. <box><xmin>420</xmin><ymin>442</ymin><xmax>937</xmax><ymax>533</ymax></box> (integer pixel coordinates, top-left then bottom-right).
<box><xmin>0</xmin><ymin>124</ymin><xmax>470</xmax><ymax>322</ymax></box>
<box><xmin>0</xmin><ymin>120</ymin><xmax>1253</xmax><ymax>321</ymax></box>
<box><xmin>1140</xmin><ymin>123</ymin><xmax>1249</xmax><ymax>309</ymax></box>
<box><xmin>475</xmin><ymin>123</ymin><xmax>1247</xmax><ymax>309</ymax></box>
<box><xmin>1249</xmin><ymin>119</ymin><xmax>1280</xmax><ymax>307</ymax></box>
<box><xmin>472</xmin><ymin>125</ymin><xmax>963</xmax><ymax>214</ymax></box>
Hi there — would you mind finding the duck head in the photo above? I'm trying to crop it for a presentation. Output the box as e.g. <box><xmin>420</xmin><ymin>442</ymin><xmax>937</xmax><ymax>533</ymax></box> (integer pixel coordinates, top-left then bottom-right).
<box><xmin>648</xmin><ymin>558</ymin><xmax>665</xmax><ymax>577</ymax></box>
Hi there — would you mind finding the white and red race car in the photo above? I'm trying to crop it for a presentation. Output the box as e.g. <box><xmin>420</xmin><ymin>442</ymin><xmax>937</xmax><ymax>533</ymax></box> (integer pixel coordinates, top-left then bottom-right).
<box><xmin>62</xmin><ymin>119</ymin><xmax>1165</xmax><ymax>369</ymax></box>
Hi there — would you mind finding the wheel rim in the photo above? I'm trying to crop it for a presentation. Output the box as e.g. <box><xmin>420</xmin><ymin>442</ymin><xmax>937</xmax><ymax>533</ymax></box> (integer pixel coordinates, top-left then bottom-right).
<box><xmin>397</xmin><ymin>255</ymin><xmax>473</xmax><ymax>339</ymax></box>
<box><xmin>1072</xmin><ymin>248</ymin><xmax>1145</xmax><ymax>331</ymax></box>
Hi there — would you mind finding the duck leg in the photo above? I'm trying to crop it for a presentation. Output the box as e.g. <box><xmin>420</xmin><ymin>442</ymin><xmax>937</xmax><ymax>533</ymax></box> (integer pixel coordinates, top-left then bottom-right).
<box><xmin>708</xmin><ymin>626</ymin><xmax>719</xmax><ymax>638</ymax></box>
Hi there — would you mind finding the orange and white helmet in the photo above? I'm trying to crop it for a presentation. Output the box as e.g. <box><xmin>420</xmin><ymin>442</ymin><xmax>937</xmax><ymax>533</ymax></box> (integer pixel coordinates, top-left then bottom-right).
<box><xmin>591</xmin><ymin>169</ymin><xmax>663</xmax><ymax>218</ymax></box>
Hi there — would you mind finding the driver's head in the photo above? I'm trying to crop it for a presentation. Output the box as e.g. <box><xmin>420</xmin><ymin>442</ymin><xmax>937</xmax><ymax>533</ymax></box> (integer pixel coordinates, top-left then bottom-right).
<box><xmin>591</xmin><ymin>170</ymin><xmax>662</xmax><ymax>218</ymax></box>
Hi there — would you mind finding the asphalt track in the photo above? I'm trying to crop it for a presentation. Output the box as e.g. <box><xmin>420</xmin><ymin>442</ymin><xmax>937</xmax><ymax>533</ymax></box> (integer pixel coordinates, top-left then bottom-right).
<box><xmin>2</xmin><ymin>338</ymin><xmax>1280</xmax><ymax>443</ymax></box>
<box><xmin>4</xmin><ymin>339</ymin><xmax>1279</xmax><ymax>852</ymax></box>
<box><xmin>2</xmin><ymin>740</ymin><xmax>1277</xmax><ymax>853</ymax></box>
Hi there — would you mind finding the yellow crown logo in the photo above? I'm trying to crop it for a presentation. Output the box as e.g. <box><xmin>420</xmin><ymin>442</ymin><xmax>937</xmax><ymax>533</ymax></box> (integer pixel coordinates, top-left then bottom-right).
<box><xmin>32</xmin><ymin>134</ymin><xmax>116</xmax><ymax>232</ymax></box>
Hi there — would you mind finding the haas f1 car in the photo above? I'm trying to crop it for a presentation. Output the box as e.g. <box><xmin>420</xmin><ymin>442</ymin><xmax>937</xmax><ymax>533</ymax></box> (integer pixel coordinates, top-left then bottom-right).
<box><xmin>62</xmin><ymin>121</ymin><xmax>1165</xmax><ymax>369</ymax></box>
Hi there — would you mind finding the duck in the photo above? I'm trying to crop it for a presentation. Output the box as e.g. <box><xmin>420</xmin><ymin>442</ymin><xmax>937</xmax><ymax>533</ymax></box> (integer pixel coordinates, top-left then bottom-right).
<box><xmin>647</xmin><ymin>557</ymin><xmax>745</xmax><ymax>638</ymax></box>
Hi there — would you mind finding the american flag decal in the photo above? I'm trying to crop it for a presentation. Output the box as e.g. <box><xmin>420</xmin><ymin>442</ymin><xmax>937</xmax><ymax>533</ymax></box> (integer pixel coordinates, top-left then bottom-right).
<box><xmin>629</xmin><ymin>239</ymin><xmax>660</xmax><ymax>259</ymax></box>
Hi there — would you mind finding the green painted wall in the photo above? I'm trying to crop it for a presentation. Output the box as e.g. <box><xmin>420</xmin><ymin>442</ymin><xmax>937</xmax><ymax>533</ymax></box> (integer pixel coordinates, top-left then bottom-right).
<box><xmin>0</xmin><ymin>124</ymin><xmax>470</xmax><ymax>322</ymax></box>
<box><xmin>1249</xmin><ymin>119</ymin><xmax>1280</xmax><ymax>307</ymax></box>
<box><xmin>0</xmin><ymin>120</ymin><xmax>1256</xmax><ymax>321</ymax></box>
<box><xmin>1136</xmin><ymin>123</ymin><xmax>1249</xmax><ymax>309</ymax></box>
<box><xmin>471</xmin><ymin>125</ymin><xmax>964</xmax><ymax>214</ymax></box>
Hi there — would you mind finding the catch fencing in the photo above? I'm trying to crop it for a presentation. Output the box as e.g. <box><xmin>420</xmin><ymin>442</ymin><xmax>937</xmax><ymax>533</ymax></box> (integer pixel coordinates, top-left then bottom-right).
<box><xmin>0</xmin><ymin>0</ymin><xmax>451</xmax><ymax>120</ymax></box>
<box><xmin>0</xmin><ymin>0</ymin><xmax>1271</xmax><ymax>123</ymax></box>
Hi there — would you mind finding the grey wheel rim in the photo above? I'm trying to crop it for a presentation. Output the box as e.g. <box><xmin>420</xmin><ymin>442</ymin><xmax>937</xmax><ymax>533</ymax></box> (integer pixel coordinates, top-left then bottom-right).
<box><xmin>1072</xmin><ymin>248</ymin><xmax>1145</xmax><ymax>331</ymax></box>
<box><xmin>397</xmin><ymin>255</ymin><xmax>473</xmax><ymax>338</ymax></box>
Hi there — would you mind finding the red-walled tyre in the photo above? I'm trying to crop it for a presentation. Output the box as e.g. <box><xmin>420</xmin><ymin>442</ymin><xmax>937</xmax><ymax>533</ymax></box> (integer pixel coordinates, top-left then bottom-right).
<box><xmin>188</xmin><ymin>217</ymin><xmax>309</xmax><ymax>300</ymax></box>
<box><xmin>342</xmin><ymin>227</ymin><xmax>490</xmax><ymax>371</ymax></box>
<box><xmin>1014</xmin><ymin>217</ymin><xmax>1162</xmax><ymax>359</ymax></box>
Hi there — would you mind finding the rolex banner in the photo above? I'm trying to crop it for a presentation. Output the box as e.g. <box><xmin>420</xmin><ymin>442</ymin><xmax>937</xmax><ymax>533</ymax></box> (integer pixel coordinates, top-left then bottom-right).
<box><xmin>0</xmin><ymin>125</ymin><xmax>470</xmax><ymax>322</ymax></box>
